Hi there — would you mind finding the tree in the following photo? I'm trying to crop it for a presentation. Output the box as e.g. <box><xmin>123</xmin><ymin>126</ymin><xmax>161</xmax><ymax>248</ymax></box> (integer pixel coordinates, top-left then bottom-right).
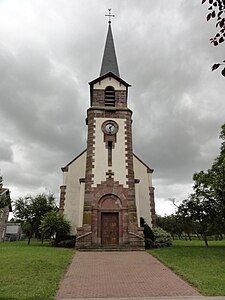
<box><xmin>192</xmin><ymin>124</ymin><xmax>225</xmax><ymax>235</ymax></box>
<box><xmin>0</xmin><ymin>176</ymin><xmax>11</xmax><ymax>209</ymax></box>
<box><xmin>156</xmin><ymin>214</ymin><xmax>184</xmax><ymax>239</ymax></box>
<box><xmin>207</xmin><ymin>124</ymin><xmax>225</xmax><ymax>227</ymax></box>
<box><xmin>177</xmin><ymin>192</ymin><xmax>216</xmax><ymax>247</ymax></box>
<box><xmin>140</xmin><ymin>217</ymin><xmax>155</xmax><ymax>248</ymax></box>
<box><xmin>13</xmin><ymin>193</ymin><xmax>57</xmax><ymax>244</ymax></box>
<box><xmin>202</xmin><ymin>0</ymin><xmax>225</xmax><ymax>76</ymax></box>
<box><xmin>39</xmin><ymin>211</ymin><xmax>71</xmax><ymax>246</ymax></box>
<box><xmin>177</xmin><ymin>124</ymin><xmax>225</xmax><ymax>245</ymax></box>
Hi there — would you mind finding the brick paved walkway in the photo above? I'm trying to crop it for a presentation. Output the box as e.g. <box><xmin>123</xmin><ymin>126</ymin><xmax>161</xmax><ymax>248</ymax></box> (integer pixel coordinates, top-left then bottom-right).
<box><xmin>56</xmin><ymin>251</ymin><xmax>201</xmax><ymax>299</ymax></box>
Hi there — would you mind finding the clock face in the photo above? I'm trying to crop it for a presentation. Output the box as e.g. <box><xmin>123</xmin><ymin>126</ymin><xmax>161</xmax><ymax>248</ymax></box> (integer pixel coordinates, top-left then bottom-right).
<box><xmin>105</xmin><ymin>123</ymin><xmax>115</xmax><ymax>134</ymax></box>
<box><xmin>102</xmin><ymin>121</ymin><xmax>118</xmax><ymax>135</ymax></box>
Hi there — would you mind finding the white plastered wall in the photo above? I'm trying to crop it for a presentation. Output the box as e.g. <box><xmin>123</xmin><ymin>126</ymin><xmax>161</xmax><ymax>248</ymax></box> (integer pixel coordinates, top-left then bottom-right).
<box><xmin>133</xmin><ymin>155</ymin><xmax>153</xmax><ymax>227</ymax></box>
<box><xmin>63</xmin><ymin>151</ymin><xmax>86</xmax><ymax>235</ymax></box>
<box><xmin>93</xmin><ymin>118</ymin><xmax>128</xmax><ymax>188</ymax></box>
<box><xmin>93</xmin><ymin>77</ymin><xmax>126</xmax><ymax>90</ymax></box>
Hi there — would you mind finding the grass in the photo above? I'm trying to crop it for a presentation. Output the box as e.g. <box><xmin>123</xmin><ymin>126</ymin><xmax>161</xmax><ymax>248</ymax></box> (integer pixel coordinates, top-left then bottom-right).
<box><xmin>148</xmin><ymin>239</ymin><xmax>225</xmax><ymax>296</ymax></box>
<box><xmin>0</xmin><ymin>240</ymin><xmax>74</xmax><ymax>300</ymax></box>
<box><xmin>2</xmin><ymin>239</ymin><xmax>225</xmax><ymax>298</ymax></box>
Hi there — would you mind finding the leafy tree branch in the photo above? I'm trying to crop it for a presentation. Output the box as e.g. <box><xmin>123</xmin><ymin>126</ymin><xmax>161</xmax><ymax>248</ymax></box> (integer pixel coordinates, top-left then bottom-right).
<box><xmin>202</xmin><ymin>0</ymin><xmax>225</xmax><ymax>76</ymax></box>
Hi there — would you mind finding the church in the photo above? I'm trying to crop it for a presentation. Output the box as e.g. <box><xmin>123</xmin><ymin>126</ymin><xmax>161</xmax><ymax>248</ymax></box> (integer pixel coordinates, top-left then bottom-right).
<box><xmin>59</xmin><ymin>14</ymin><xmax>156</xmax><ymax>249</ymax></box>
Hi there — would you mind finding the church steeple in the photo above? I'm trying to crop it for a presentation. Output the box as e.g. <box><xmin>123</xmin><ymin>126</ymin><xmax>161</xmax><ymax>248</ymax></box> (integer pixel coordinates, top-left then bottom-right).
<box><xmin>60</xmin><ymin>12</ymin><xmax>156</xmax><ymax>250</ymax></box>
<box><xmin>100</xmin><ymin>20</ymin><xmax>120</xmax><ymax>77</ymax></box>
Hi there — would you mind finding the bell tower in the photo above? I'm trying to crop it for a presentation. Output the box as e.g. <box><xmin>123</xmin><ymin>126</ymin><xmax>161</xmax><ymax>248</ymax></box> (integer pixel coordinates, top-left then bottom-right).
<box><xmin>76</xmin><ymin>13</ymin><xmax>145</xmax><ymax>249</ymax></box>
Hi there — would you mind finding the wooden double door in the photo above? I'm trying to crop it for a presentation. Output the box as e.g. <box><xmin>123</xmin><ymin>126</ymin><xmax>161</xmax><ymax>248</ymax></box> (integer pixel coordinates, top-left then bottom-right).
<box><xmin>101</xmin><ymin>212</ymin><xmax>119</xmax><ymax>245</ymax></box>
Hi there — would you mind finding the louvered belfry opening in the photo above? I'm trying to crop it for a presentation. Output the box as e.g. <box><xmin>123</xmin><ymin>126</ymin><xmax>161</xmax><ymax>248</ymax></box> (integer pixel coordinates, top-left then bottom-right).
<box><xmin>105</xmin><ymin>86</ymin><xmax>115</xmax><ymax>106</ymax></box>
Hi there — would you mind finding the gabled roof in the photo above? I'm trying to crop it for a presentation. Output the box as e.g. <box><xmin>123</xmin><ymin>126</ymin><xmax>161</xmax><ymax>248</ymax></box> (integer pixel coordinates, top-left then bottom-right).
<box><xmin>133</xmin><ymin>153</ymin><xmax>154</xmax><ymax>174</ymax></box>
<box><xmin>61</xmin><ymin>149</ymin><xmax>153</xmax><ymax>174</ymax></box>
<box><xmin>100</xmin><ymin>22</ymin><xmax>120</xmax><ymax>77</ymax></box>
<box><xmin>61</xmin><ymin>149</ymin><xmax>86</xmax><ymax>172</ymax></box>
<box><xmin>89</xmin><ymin>71</ymin><xmax>131</xmax><ymax>87</ymax></box>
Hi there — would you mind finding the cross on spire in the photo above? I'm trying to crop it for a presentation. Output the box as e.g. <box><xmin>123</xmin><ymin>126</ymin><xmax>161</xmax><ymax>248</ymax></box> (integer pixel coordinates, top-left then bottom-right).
<box><xmin>100</xmin><ymin>9</ymin><xmax>119</xmax><ymax>76</ymax></box>
<box><xmin>105</xmin><ymin>8</ymin><xmax>115</xmax><ymax>24</ymax></box>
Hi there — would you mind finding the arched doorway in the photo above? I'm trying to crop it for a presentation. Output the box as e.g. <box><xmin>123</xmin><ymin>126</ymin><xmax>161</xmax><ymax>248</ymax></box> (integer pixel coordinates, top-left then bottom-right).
<box><xmin>98</xmin><ymin>195</ymin><xmax>122</xmax><ymax>246</ymax></box>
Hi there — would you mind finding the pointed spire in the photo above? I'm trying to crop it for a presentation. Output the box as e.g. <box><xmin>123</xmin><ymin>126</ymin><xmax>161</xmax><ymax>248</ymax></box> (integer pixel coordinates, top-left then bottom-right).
<box><xmin>100</xmin><ymin>20</ymin><xmax>120</xmax><ymax>77</ymax></box>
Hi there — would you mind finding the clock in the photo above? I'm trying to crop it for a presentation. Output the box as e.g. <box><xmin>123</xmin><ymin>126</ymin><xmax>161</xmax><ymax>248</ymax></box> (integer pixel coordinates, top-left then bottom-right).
<box><xmin>105</xmin><ymin>123</ymin><xmax>115</xmax><ymax>134</ymax></box>
<box><xmin>102</xmin><ymin>120</ymin><xmax>118</xmax><ymax>135</ymax></box>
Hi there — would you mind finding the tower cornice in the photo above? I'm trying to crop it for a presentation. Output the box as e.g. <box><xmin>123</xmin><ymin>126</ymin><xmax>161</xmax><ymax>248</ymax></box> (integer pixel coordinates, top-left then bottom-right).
<box><xmin>87</xmin><ymin>106</ymin><xmax>133</xmax><ymax>115</ymax></box>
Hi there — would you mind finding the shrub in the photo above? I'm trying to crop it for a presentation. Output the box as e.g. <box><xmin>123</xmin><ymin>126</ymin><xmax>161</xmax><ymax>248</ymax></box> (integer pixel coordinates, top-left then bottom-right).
<box><xmin>140</xmin><ymin>217</ymin><xmax>155</xmax><ymax>249</ymax></box>
<box><xmin>140</xmin><ymin>218</ymin><xmax>172</xmax><ymax>248</ymax></box>
<box><xmin>39</xmin><ymin>211</ymin><xmax>71</xmax><ymax>246</ymax></box>
<box><xmin>152</xmin><ymin>227</ymin><xmax>172</xmax><ymax>248</ymax></box>
<box><xmin>145</xmin><ymin>238</ymin><xmax>154</xmax><ymax>249</ymax></box>
<box><xmin>57</xmin><ymin>239</ymin><xmax>75</xmax><ymax>248</ymax></box>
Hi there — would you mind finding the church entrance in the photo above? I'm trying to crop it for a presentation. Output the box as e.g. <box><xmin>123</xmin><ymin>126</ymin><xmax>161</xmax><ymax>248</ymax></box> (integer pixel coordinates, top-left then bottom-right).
<box><xmin>101</xmin><ymin>212</ymin><xmax>119</xmax><ymax>245</ymax></box>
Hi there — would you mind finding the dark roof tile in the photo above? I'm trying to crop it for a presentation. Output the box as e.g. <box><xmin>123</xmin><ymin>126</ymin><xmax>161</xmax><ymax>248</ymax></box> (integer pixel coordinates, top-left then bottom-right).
<box><xmin>100</xmin><ymin>23</ymin><xmax>120</xmax><ymax>77</ymax></box>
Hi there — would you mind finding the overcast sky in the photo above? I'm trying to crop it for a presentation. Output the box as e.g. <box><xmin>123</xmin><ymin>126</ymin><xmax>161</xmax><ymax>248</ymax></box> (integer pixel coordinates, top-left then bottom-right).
<box><xmin>0</xmin><ymin>0</ymin><xmax>224</xmax><ymax>216</ymax></box>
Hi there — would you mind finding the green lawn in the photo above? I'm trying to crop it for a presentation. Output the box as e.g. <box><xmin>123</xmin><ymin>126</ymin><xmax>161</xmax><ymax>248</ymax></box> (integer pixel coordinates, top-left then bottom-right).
<box><xmin>0</xmin><ymin>241</ymin><xmax>74</xmax><ymax>300</ymax></box>
<box><xmin>148</xmin><ymin>239</ymin><xmax>225</xmax><ymax>296</ymax></box>
<box><xmin>2</xmin><ymin>239</ymin><xmax>225</xmax><ymax>298</ymax></box>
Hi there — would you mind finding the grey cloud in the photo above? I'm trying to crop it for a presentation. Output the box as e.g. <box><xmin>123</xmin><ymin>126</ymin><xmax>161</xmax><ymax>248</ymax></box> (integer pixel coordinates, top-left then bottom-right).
<box><xmin>0</xmin><ymin>1</ymin><xmax>224</xmax><ymax>215</ymax></box>
<box><xmin>0</xmin><ymin>142</ymin><xmax>13</xmax><ymax>162</ymax></box>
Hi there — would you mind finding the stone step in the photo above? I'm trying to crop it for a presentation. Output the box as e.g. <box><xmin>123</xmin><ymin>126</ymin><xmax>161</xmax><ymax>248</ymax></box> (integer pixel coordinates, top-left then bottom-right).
<box><xmin>77</xmin><ymin>246</ymin><xmax>145</xmax><ymax>252</ymax></box>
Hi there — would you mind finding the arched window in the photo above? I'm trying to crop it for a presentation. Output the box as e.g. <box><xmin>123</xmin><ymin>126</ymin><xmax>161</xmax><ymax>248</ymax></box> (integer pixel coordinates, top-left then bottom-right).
<box><xmin>105</xmin><ymin>86</ymin><xmax>115</xmax><ymax>107</ymax></box>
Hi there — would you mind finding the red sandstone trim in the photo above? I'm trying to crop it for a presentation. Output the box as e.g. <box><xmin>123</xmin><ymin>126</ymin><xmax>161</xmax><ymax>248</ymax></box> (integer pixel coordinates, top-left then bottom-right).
<box><xmin>59</xmin><ymin>185</ymin><xmax>66</xmax><ymax>213</ymax></box>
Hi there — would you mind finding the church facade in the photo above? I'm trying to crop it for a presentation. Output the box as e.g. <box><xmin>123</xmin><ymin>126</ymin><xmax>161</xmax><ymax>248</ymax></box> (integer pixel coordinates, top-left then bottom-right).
<box><xmin>59</xmin><ymin>20</ymin><xmax>156</xmax><ymax>249</ymax></box>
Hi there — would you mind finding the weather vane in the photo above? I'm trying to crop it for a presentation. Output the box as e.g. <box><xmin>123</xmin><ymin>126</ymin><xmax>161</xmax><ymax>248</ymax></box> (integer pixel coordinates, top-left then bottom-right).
<box><xmin>105</xmin><ymin>8</ymin><xmax>115</xmax><ymax>24</ymax></box>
